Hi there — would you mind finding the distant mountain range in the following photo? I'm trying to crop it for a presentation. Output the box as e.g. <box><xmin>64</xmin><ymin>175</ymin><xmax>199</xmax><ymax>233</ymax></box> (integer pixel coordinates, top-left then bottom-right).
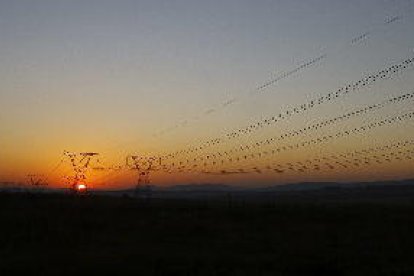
<box><xmin>2</xmin><ymin>179</ymin><xmax>414</xmax><ymax>198</ymax></box>
<box><xmin>145</xmin><ymin>179</ymin><xmax>414</xmax><ymax>193</ymax></box>
<box><xmin>89</xmin><ymin>179</ymin><xmax>414</xmax><ymax>199</ymax></box>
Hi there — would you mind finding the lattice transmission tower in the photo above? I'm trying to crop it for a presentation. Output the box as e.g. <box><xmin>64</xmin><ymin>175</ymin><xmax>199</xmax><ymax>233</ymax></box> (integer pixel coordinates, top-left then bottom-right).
<box><xmin>63</xmin><ymin>150</ymin><xmax>101</xmax><ymax>194</ymax></box>
<box><xmin>125</xmin><ymin>155</ymin><xmax>161</xmax><ymax>197</ymax></box>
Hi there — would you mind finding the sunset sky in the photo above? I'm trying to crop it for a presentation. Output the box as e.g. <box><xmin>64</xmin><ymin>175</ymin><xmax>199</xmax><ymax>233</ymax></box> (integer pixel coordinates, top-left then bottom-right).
<box><xmin>1</xmin><ymin>0</ymin><xmax>414</xmax><ymax>189</ymax></box>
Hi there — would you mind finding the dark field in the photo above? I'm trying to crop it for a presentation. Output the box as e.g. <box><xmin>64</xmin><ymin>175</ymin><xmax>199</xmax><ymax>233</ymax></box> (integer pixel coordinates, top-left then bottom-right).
<box><xmin>1</xmin><ymin>187</ymin><xmax>414</xmax><ymax>276</ymax></box>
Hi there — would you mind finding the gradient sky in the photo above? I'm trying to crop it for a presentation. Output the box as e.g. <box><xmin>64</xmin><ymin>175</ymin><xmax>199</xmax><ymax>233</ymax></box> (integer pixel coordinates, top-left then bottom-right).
<box><xmin>1</xmin><ymin>0</ymin><xmax>414</xmax><ymax>189</ymax></box>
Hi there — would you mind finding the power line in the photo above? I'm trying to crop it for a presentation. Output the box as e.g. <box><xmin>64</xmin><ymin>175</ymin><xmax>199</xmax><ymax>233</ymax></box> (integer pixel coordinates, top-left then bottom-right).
<box><xmin>154</xmin><ymin>3</ymin><xmax>410</xmax><ymax>137</ymax></box>
<box><xmin>164</xmin><ymin>111</ymin><xmax>414</xmax><ymax>172</ymax></box>
<box><xmin>163</xmin><ymin>91</ymin><xmax>414</xmax><ymax>167</ymax></box>
<box><xmin>201</xmin><ymin>140</ymin><xmax>414</xmax><ymax>175</ymax></box>
<box><xmin>160</xmin><ymin>55</ymin><xmax>414</xmax><ymax>163</ymax></box>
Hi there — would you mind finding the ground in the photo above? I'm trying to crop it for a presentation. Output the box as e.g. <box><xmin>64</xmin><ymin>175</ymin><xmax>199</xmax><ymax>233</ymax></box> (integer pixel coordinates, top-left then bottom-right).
<box><xmin>1</xmin><ymin>187</ymin><xmax>414</xmax><ymax>276</ymax></box>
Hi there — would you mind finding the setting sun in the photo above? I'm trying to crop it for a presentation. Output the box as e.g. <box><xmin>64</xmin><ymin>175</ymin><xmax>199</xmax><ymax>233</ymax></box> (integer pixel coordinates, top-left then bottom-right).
<box><xmin>77</xmin><ymin>184</ymin><xmax>87</xmax><ymax>190</ymax></box>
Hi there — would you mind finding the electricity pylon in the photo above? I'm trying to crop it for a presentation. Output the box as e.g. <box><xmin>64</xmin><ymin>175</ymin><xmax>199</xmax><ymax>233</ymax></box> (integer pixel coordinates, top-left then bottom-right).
<box><xmin>63</xmin><ymin>151</ymin><xmax>100</xmax><ymax>193</ymax></box>
<box><xmin>126</xmin><ymin>155</ymin><xmax>161</xmax><ymax>197</ymax></box>
<box><xmin>27</xmin><ymin>174</ymin><xmax>48</xmax><ymax>188</ymax></box>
